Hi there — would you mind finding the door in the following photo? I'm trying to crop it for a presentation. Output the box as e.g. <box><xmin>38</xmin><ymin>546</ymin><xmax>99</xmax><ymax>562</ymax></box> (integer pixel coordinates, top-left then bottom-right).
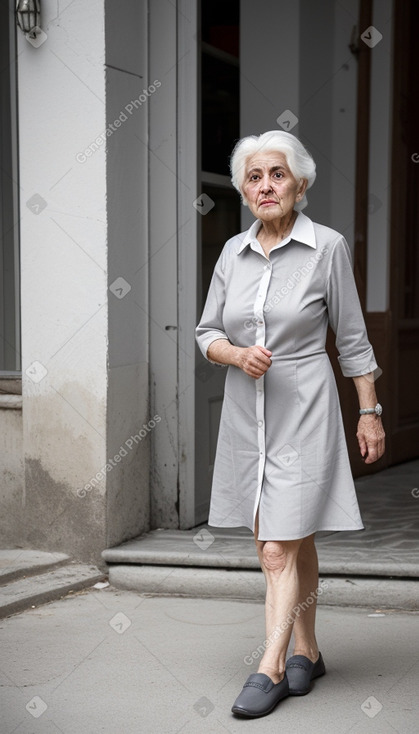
<box><xmin>193</xmin><ymin>1</ymin><xmax>240</xmax><ymax>524</ymax></box>
<box><xmin>388</xmin><ymin>0</ymin><xmax>419</xmax><ymax>463</ymax></box>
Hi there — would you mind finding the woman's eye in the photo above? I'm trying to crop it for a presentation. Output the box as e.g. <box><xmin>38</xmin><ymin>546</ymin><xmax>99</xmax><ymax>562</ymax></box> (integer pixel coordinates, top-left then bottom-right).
<box><xmin>250</xmin><ymin>175</ymin><xmax>259</xmax><ymax>181</ymax></box>
<box><xmin>274</xmin><ymin>172</ymin><xmax>283</xmax><ymax>179</ymax></box>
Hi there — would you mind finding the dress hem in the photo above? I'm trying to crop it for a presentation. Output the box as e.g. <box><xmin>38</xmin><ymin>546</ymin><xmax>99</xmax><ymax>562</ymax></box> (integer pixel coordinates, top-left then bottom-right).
<box><xmin>207</xmin><ymin>521</ymin><xmax>365</xmax><ymax>540</ymax></box>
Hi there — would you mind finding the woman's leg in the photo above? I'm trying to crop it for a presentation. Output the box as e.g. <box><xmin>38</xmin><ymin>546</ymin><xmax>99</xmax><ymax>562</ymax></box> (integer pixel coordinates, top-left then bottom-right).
<box><xmin>291</xmin><ymin>533</ymin><xmax>320</xmax><ymax>662</ymax></box>
<box><xmin>253</xmin><ymin>510</ymin><xmax>303</xmax><ymax>683</ymax></box>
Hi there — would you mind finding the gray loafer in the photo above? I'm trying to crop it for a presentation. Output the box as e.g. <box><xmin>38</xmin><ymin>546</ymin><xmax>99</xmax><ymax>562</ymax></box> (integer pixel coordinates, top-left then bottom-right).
<box><xmin>231</xmin><ymin>673</ymin><xmax>289</xmax><ymax>717</ymax></box>
<box><xmin>285</xmin><ymin>652</ymin><xmax>326</xmax><ymax>695</ymax></box>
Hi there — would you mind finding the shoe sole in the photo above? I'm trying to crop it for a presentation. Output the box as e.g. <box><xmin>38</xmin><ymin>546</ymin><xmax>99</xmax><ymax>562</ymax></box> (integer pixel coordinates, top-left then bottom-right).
<box><xmin>288</xmin><ymin>668</ymin><xmax>326</xmax><ymax>696</ymax></box>
<box><xmin>231</xmin><ymin>703</ymin><xmax>283</xmax><ymax>717</ymax></box>
<box><xmin>231</xmin><ymin>693</ymin><xmax>289</xmax><ymax>717</ymax></box>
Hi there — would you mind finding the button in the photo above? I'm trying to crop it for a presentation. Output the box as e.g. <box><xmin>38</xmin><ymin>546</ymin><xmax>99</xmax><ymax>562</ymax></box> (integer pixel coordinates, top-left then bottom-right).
<box><xmin>257</xmin><ymin>420</ymin><xmax>263</xmax><ymax>427</ymax></box>
<box><xmin>257</xmin><ymin>320</ymin><xmax>263</xmax><ymax>325</ymax></box>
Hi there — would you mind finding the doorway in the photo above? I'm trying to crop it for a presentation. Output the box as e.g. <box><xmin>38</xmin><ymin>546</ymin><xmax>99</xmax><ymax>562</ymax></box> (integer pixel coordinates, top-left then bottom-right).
<box><xmin>194</xmin><ymin>1</ymin><xmax>241</xmax><ymax>524</ymax></box>
<box><xmin>388</xmin><ymin>0</ymin><xmax>419</xmax><ymax>463</ymax></box>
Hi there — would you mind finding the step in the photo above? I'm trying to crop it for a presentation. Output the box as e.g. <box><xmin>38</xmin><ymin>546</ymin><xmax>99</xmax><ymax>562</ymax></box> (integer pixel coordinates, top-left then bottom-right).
<box><xmin>108</xmin><ymin>564</ymin><xmax>419</xmax><ymax>611</ymax></box>
<box><xmin>0</xmin><ymin>549</ymin><xmax>71</xmax><ymax>584</ymax></box>
<box><xmin>102</xmin><ymin>527</ymin><xmax>419</xmax><ymax>578</ymax></box>
<box><xmin>102</xmin><ymin>528</ymin><xmax>260</xmax><ymax>568</ymax></box>
<box><xmin>0</xmin><ymin>562</ymin><xmax>105</xmax><ymax>618</ymax></box>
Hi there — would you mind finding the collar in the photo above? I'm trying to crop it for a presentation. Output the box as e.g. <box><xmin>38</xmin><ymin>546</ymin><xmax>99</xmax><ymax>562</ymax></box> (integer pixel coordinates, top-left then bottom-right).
<box><xmin>236</xmin><ymin>211</ymin><xmax>316</xmax><ymax>255</ymax></box>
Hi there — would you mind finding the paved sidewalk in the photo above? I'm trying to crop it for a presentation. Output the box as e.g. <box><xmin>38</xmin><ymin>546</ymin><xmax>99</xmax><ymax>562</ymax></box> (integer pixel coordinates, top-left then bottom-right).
<box><xmin>1</xmin><ymin>586</ymin><xmax>418</xmax><ymax>734</ymax></box>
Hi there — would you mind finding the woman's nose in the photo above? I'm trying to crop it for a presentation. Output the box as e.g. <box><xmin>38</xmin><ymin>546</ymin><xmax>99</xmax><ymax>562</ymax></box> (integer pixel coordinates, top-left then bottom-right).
<box><xmin>260</xmin><ymin>176</ymin><xmax>272</xmax><ymax>192</ymax></box>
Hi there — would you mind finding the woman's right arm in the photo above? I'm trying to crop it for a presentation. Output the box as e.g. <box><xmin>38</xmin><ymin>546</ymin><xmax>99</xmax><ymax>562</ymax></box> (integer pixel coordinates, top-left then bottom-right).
<box><xmin>195</xmin><ymin>244</ymin><xmax>272</xmax><ymax>378</ymax></box>
<box><xmin>208</xmin><ymin>338</ymin><xmax>272</xmax><ymax>378</ymax></box>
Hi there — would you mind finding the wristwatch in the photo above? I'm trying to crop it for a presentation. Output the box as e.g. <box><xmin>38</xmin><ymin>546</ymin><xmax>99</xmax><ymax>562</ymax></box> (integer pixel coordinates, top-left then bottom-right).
<box><xmin>359</xmin><ymin>403</ymin><xmax>382</xmax><ymax>416</ymax></box>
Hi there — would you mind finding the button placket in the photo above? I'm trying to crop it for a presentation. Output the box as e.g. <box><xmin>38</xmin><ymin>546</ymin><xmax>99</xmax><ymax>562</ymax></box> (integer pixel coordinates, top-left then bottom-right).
<box><xmin>252</xmin><ymin>261</ymin><xmax>272</xmax><ymax>528</ymax></box>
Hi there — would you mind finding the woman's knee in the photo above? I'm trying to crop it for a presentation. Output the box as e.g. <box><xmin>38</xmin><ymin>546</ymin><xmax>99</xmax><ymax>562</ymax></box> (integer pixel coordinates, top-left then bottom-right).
<box><xmin>262</xmin><ymin>540</ymin><xmax>300</xmax><ymax>572</ymax></box>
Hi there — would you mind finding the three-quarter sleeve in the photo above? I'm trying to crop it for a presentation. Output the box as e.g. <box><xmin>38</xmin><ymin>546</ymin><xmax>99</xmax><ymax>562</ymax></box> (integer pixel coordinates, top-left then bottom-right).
<box><xmin>326</xmin><ymin>236</ymin><xmax>378</xmax><ymax>377</ymax></box>
<box><xmin>195</xmin><ymin>247</ymin><xmax>230</xmax><ymax>365</ymax></box>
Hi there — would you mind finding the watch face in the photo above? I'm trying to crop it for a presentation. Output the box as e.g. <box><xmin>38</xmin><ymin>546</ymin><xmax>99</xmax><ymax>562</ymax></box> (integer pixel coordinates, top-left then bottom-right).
<box><xmin>375</xmin><ymin>403</ymin><xmax>383</xmax><ymax>416</ymax></box>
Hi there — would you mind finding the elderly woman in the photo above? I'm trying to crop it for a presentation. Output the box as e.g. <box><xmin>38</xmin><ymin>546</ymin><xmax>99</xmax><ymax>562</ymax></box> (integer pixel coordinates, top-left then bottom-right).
<box><xmin>195</xmin><ymin>130</ymin><xmax>385</xmax><ymax>718</ymax></box>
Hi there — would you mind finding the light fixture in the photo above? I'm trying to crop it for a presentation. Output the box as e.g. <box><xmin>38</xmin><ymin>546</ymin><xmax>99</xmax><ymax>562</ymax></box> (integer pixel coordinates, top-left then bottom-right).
<box><xmin>16</xmin><ymin>0</ymin><xmax>41</xmax><ymax>40</ymax></box>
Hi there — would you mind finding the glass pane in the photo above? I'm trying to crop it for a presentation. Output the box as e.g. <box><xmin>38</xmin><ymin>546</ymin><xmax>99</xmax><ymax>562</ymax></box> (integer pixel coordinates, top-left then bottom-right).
<box><xmin>201</xmin><ymin>53</ymin><xmax>240</xmax><ymax>176</ymax></box>
<box><xmin>201</xmin><ymin>0</ymin><xmax>239</xmax><ymax>57</ymax></box>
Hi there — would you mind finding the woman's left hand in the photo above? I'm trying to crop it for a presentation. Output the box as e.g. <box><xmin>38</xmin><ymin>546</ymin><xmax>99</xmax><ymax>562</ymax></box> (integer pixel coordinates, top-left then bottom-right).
<box><xmin>356</xmin><ymin>415</ymin><xmax>385</xmax><ymax>463</ymax></box>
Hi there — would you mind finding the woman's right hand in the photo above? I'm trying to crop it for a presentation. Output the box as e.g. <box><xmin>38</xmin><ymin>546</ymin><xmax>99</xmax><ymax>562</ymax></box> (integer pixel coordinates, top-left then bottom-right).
<box><xmin>237</xmin><ymin>345</ymin><xmax>272</xmax><ymax>379</ymax></box>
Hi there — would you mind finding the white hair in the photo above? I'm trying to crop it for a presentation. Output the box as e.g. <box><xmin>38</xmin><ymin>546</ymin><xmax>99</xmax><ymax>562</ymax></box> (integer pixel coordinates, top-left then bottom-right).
<box><xmin>230</xmin><ymin>130</ymin><xmax>316</xmax><ymax>211</ymax></box>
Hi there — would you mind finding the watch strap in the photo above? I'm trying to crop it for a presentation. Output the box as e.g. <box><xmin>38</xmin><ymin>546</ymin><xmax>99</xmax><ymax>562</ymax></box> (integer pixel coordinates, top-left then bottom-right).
<box><xmin>359</xmin><ymin>403</ymin><xmax>382</xmax><ymax>416</ymax></box>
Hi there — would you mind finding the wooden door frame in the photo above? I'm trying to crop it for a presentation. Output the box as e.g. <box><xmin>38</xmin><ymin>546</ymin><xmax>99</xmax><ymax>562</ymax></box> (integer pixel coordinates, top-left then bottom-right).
<box><xmin>353</xmin><ymin>0</ymin><xmax>372</xmax><ymax>310</ymax></box>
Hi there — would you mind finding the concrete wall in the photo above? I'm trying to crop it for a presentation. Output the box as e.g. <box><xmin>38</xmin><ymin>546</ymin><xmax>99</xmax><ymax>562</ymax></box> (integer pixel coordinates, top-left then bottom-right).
<box><xmin>0</xmin><ymin>407</ymin><xmax>23</xmax><ymax>546</ymax></box>
<box><xmin>17</xmin><ymin>0</ymin><xmax>108</xmax><ymax>561</ymax></box>
<box><xmin>0</xmin><ymin>0</ymin><xmax>151</xmax><ymax>562</ymax></box>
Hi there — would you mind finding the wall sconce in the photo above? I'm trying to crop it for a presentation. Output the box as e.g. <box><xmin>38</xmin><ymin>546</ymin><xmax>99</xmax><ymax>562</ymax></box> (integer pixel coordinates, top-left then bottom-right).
<box><xmin>16</xmin><ymin>0</ymin><xmax>41</xmax><ymax>40</ymax></box>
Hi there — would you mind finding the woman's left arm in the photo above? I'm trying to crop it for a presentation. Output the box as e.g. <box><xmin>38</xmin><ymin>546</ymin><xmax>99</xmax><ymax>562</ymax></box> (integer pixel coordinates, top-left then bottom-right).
<box><xmin>352</xmin><ymin>373</ymin><xmax>385</xmax><ymax>463</ymax></box>
<box><xmin>325</xmin><ymin>235</ymin><xmax>386</xmax><ymax>463</ymax></box>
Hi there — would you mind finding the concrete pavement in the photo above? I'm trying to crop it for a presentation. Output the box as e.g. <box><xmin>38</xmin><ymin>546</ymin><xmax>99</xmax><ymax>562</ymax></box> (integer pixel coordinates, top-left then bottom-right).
<box><xmin>1</xmin><ymin>585</ymin><xmax>418</xmax><ymax>734</ymax></box>
<box><xmin>0</xmin><ymin>550</ymin><xmax>104</xmax><ymax>618</ymax></box>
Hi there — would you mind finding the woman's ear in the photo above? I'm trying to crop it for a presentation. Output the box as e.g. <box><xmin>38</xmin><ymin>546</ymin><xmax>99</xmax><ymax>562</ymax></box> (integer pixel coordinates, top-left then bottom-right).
<box><xmin>296</xmin><ymin>178</ymin><xmax>308</xmax><ymax>201</ymax></box>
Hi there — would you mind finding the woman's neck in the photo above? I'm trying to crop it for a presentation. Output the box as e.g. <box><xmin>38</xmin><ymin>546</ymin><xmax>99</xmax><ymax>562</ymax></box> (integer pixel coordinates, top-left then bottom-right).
<box><xmin>257</xmin><ymin>209</ymin><xmax>297</xmax><ymax>245</ymax></box>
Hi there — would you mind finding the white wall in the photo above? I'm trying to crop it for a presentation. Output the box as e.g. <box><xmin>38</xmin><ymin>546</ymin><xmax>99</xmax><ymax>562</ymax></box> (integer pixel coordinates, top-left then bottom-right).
<box><xmin>367</xmin><ymin>0</ymin><xmax>392</xmax><ymax>312</ymax></box>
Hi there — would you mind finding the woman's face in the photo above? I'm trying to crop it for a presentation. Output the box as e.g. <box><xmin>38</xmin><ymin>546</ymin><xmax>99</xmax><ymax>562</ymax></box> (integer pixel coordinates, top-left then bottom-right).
<box><xmin>242</xmin><ymin>151</ymin><xmax>307</xmax><ymax>222</ymax></box>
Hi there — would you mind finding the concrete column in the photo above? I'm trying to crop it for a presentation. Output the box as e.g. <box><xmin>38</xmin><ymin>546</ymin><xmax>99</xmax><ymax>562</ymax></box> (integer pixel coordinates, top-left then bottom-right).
<box><xmin>18</xmin><ymin>0</ymin><xmax>151</xmax><ymax>562</ymax></box>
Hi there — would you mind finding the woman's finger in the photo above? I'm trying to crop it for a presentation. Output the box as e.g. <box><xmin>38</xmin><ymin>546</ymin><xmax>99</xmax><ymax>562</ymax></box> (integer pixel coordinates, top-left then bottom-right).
<box><xmin>357</xmin><ymin>432</ymin><xmax>367</xmax><ymax>459</ymax></box>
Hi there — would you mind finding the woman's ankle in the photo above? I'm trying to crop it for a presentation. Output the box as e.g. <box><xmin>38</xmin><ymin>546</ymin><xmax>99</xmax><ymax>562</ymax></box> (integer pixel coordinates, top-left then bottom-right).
<box><xmin>291</xmin><ymin>646</ymin><xmax>319</xmax><ymax>663</ymax></box>
<box><xmin>257</xmin><ymin>660</ymin><xmax>285</xmax><ymax>684</ymax></box>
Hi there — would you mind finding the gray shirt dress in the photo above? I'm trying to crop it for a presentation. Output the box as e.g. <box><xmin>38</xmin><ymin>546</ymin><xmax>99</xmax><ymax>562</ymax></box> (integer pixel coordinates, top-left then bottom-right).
<box><xmin>195</xmin><ymin>211</ymin><xmax>379</xmax><ymax>541</ymax></box>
